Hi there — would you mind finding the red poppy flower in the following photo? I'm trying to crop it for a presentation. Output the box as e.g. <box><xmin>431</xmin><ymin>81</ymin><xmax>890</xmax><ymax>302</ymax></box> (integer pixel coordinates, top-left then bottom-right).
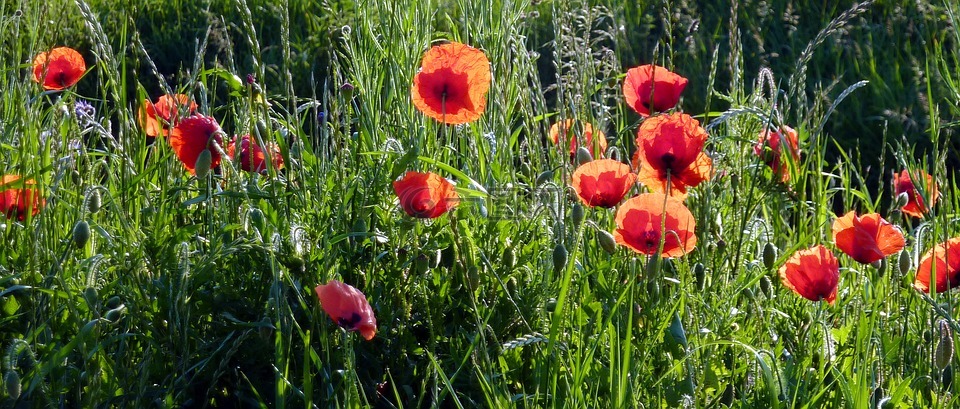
<box><xmin>315</xmin><ymin>280</ymin><xmax>377</xmax><ymax>341</ymax></box>
<box><xmin>572</xmin><ymin>159</ymin><xmax>636</xmax><ymax>208</ymax></box>
<box><xmin>0</xmin><ymin>175</ymin><xmax>45</xmax><ymax>221</ymax></box>
<box><xmin>168</xmin><ymin>115</ymin><xmax>223</xmax><ymax>175</ymax></box>
<box><xmin>393</xmin><ymin>171</ymin><xmax>458</xmax><ymax>218</ymax></box>
<box><xmin>753</xmin><ymin>125</ymin><xmax>800</xmax><ymax>182</ymax></box>
<box><xmin>227</xmin><ymin>134</ymin><xmax>284</xmax><ymax>173</ymax></box>
<box><xmin>622</xmin><ymin>64</ymin><xmax>688</xmax><ymax>117</ymax></box>
<box><xmin>631</xmin><ymin>112</ymin><xmax>712</xmax><ymax>198</ymax></box>
<box><xmin>411</xmin><ymin>41</ymin><xmax>491</xmax><ymax>124</ymax></box>
<box><xmin>914</xmin><ymin>238</ymin><xmax>960</xmax><ymax>294</ymax></box>
<box><xmin>779</xmin><ymin>245</ymin><xmax>840</xmax><ymax>304</ymax></box>
<box><xmin>894</xmin><ymin>169</ymin><xmax>938</xmax><ymax>218</ymax></box>
<box><xmin>32</xmin><ymin>47</ymin><xmax>86</xmax><ymax>91</ymax></box>
<box><xmin>138</xmin><ymin>94</ymin><xmax>198</xmax><ymax>137</ymax></box>
<box><xmin>613</xmin><ymin>193</ymin><xmax>697</xmax><ymax>258</ymax></box>
<box><xmin>549</xmin><ymin>119</ymin><xmax>608</xmax><ymax>158</ymax></box>
<box><xmin>831</xmin><ymin>211</ymin><xmax>905</xmax><ymax>264</ymax></box>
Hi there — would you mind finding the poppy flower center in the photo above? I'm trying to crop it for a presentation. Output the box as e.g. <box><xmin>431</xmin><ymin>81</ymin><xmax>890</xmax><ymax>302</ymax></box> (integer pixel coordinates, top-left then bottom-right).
<box><xmin>642</xmin><ymin>230</ymin><xmax>660</xmax><ymax>250</ymax></box>
<box><xmin>338</xmin><ymin>312</ymin><xmax>362</xmax><ymax>329</ymax></box>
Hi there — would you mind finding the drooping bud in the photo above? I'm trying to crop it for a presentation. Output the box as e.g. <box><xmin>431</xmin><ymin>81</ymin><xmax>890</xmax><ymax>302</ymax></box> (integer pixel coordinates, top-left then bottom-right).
<box><xmin>694</xmin><ymin>263</ymin><xmax>706</xmax><ymax>291</ymax></box>
<box><xmin>936</xmin><ymin>319</ymin><xmax>954</xmax><ymax>371</ymax></box>
<box><xmin>898</xmin><ymin>250</ymin><xmax>912</xmax><ymax>275</ymax></box>
<box><xmin>759</xmin><ymin>275</ymin><xmax>774</xmax><ymax>299</ymax></box>
<box><xmin>895</xmin><ymin>192</ymin><xmax>909</xmax><ymax>209</ymax></box>
<box><xmin>4</xmin><ymin>371</ymin><xmax>20</xmax><ymax>400</ymax></box>
<box><xmin>73</xmin><ymin>220</ymin><xmax>90</xmax><ymax>248</ymax></box>
<box><xmin>552</xmin><ymin>243</ymin><xmax>568</xmax><ymax>274</ymax></box>
<box><xmin>535</xmin><ymin>170</ymin><xmax>554</xmax><ymax>187</ymax></box>
<box><xmin>86</xmin><ymin>189</ymin><xmax>101</xmax><ymax>214</ymax></box>
<box><xmin>571</xmin><ymin>203</ymin><xmax>584</xmax><ymax>226</ymax></box>
<box><xmin>502</xmin><ymin>246</ymin><xmax>516</xmax><ymax>270</ymax></box>
<box><xmin>194</xmin><ymin>149</ymin><xmax>213</xmax><ymax>179</ymax></box>
<box><xmin>575</xmin><ymin>147</ymin><xmax>593</xmax><ymax>165</ymax></box>
<box><xmin>762</xmin><ymin>242</ymin><xmax>777</xmax><ymax>270</ymax></box>
<box><xmin>598</xmin><ymin>230</ymin><xmax>617</xmax><ymax>254</ymax></box>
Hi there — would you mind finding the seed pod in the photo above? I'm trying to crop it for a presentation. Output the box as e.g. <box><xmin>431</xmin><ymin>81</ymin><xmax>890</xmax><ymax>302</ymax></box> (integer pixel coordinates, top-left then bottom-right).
<box><xmin>86</xmin><ymin>189</ymin><xmax>101</xmax><ymax>214</ymax></box>
<box><xmin>4</xmin><ymin>371</ymin><xmax>20</xmax><ymax>400</ymax></box>
<box><xmin>898</xmin><ymin>251</ymin><xmax>912</xmax><ymax>275</ymax></box>
<box><xmin>194</xmin><ymin>149</ymin><xmax>213</xmax><ymax>179</ymax></box>
<box><xmin>502</xmin><ymin>246</ymin><xmax>516</xmax><ymax>270</ymax></box>
<box><xmin>598</xmin><ymin>230</ymin><xmax>617</xmax><ymax>254</ymax></box>
<box><xmin>762</xmin><ymin>242</ymin><xmax>777</xmax><ymax>270</ymax></box>
<box><xmin>575</xmin><ymin>147</ymin><xmax>593</xmax><ymax>165</ymax></box>
<box><xmin>535</xmin><ymin>170</ymin><xmax>554</xmax><ymax>186</ymax></box>
<box><xmin>73</xmin><ymin>220</ymin><xmax>90</xmax><ymax>248</ymax></box>
<box><xmin>759</xmin><ymin>275</ymin><xmax>774</xmax><ymax>299</ymax></box>
<box><xmin>571</xmin><ymin>203</ymin><xmax>584</xmax><ymax>226</ymax></box>
<box><xmin>936</xmin><ymin>319</ymin><xmax>954</xmax><ymax>371</ymax></box>
<box><xmin>552</xmin><ymin>243</ymin><xmax>568</xmax><ymax>273</ymax></box>
<box><xmin>694</xmin><ymin>263</ymin><xmax>706</xmax><ymax>291</ymax></box>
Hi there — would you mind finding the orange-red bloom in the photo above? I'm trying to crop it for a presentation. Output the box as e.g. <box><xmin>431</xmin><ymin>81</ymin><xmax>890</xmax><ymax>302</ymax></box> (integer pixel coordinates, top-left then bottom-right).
<box><xmin>0</xmin><ymin>175</ymin><xmax>44</xmax><ymax>221</ymax></box>
<box><xmin>613</xmin><ymin>193</ymin><xmax>697</xmax><ymax>258</ymax></box>
<box><xmin>227</xmin><ymin>134</ymin><xmax>284</xmax><ymax>173</ymax></box>
<box><xmin>753</xmin><ymin>125</ymin><xmax>800</xmax><ymax>182</ymax></box>
<box><xmin>778</xmin><ymin>245</ymin><xmax>840</xmax><ymax>304</ymax></box>
<box><xmin>914</xmin><ymin>238</ymin><xmax>960</xmax><ymax>294</ymax></box>
<box><xmin>411</xmin><ymin>41</ymin><xmax>491</xmax><ymax>124</ymax></box>
<box><xmin>832</xmin><ymin>211</ymin><xmax>905</xmax><ymax>264</ymax></box>
<box><xmin>139</xmin><ymin>94</ymin><xmax>198</xmax><ymax>137</ymax></box>
<box><xmin>622</xmin><ymin>64</ymin><xmax>688</xmax><ymax>117</ymax></box>
<box><xmin>315</xmin><ymin>280</ymin><xmax>377</xmax><ymax>341</ymax></box>
<box><xmin>168</xmin><ymin>115</ymin><xmax>223</xmax><ymax>175</ymax></box>
<box><xmin>393</xmin><ymin>171</ymin><xmax>458</xmax><ymax>218</ymax></box>
<box><xmin>632</xmin><ymin>112</ymin><xmax>712</xmax><ymax>197</ymax></box>
<box><xmin>572</xmin><ymin>159</ymin><xmax>636</xmax><ymax>208</ymax></box>
<box><xmin>32</xmin><ymin>47</ymin><xmax>86</xmax><ymax>91</ymax></box>
<box><xmin>894</xmin><ymin>169</ymin><xmax>938</xmax><ymax>218</ymax></box>
<box><xmin>549</xmin><ymin>119</ymin><xmax>607</xmax><ymax>158</ymax></box>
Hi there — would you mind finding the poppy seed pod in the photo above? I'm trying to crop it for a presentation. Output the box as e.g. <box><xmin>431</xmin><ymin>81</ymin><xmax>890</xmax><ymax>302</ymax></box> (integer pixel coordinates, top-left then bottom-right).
<box><xmin>73</xmin><ymin>220</ymin><xmax>90</xmax><ymax>248</ymax></box>
<box><xmin>553</xmin><ymin>243</ymin><xmax>568</xmax><ymax>273</ymax></box>
<box><xmin>598</xmin><ymin>230</ymin><xmax>617</xmax><ymax>254</ymax></box>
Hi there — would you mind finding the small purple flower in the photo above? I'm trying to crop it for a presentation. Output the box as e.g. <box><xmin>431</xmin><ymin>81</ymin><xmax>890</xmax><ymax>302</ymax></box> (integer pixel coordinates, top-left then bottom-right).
<box><xmin>75</xmin><ymin>100</ymin><xmax>95</xmax><ymax>119</ymax></box>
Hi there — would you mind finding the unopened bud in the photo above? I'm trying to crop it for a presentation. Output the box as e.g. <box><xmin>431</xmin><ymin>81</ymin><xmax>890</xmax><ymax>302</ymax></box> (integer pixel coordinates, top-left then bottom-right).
<box><xmin>762</xmin><ymin>242</ymin><xmax>777</xmax><ymax>270</ymax></box>
<box><xmin>412</xmin><ymin>254</ymin><xmax>429</xmax><ymax>275</ymax></box>
<box><xmin>340</xmin><ymin>82</ymin><xmax>355</xmax><ymax>98</ymax></box>
<box><xmin>871</xmin><ymin>259</ymin><xmax>883</xmax><ymax>271</ymax></box>
<box><xmin>502</xmin><ymin>246</ymin><xmax>515</xmax><ymax>269</ymax></box>
<box><xmin>86</xmin><ymin>189</ymin><xmax>101</xmax><ymax>214</ymax></box>
<box><xmin>535</xmin><ymin>170</ymin><xmax>554</xmax><ymax>186</ymax></box>
<box><xmin>73</xmin><ymin>220</ymin><xmax>90</xmax><ymax>248</ymax></box>
<box><xmin>194</xmin><ymin>149</ymin><xmax>213</xmax><ymax>179</ymax></box>
<box><xmin>105</xmin><ymin>307</ymin><xmax>123</xmax><ymax>322</ymax></box>
<box><xmin>760</xmin><ymin>275</ymin><xmax>774</xmax><ymax>299</ymax></box>
<box><xmin>575</xmin><ymin>147</ymin><xmax>593</xmax><ymax>165</ymax></box>
<box><xmin>598</xmin><ymin>230</ymin><xmax>617</xmax><ymax>254</ymax></box>
<box><xmin>936</xmin><ymin>319</ymin><xmax>954</xmax><ymax>371</ymax></box>
<box><xmin>571</xmin><ymin>203</ymin><xmax>584</xmax><ymax>226</ymax></box>
<box><xmin>895</xmin><ymin>192</ymin><xmax>910</xmax><ymax>209</ymax></box>
<box><xmin>105</xmin><ymin>295</ymin><xmax>121</xmax><ymax>310</ymax></box>
<box><xmin>898</xmin><ymin>251</ymin><xmax>912</xmax><ymax>275</ymax></box>
<box><xmin>694</xmin><ymin>263</ymin><xmax>706</xmax><ymax>291</ymax></box>
<box><xmin>83</xmin><ymin>287</ymin><xmax>98</xmax><ymax>308</ymax></box>
<box><xmin>552</xmin><ymin>243</ymin><xmax>568</xmax><ymax>273</ymax></box>
<box><xmin>4</xmin><ymin>371</ymin><xmax>20</xmax><ymax>400</ymax></box>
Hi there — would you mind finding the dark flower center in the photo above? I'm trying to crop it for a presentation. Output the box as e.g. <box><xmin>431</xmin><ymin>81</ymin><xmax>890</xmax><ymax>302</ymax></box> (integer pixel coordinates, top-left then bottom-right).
<box><xmin>338</xmin><ymin>312</ymin><xmax>362</xmax><ymax>329</ymax></box>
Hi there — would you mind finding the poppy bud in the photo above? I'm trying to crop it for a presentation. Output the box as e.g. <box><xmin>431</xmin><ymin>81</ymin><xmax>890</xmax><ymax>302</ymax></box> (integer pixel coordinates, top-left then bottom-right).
<box><xmin>936</xmin><ymin>319</ymin><xmax>954</xmax><ymax>371</ymax></box>
<box><xmin>898</xmin><ymin>250</ymin><xmax>912</xmax><ymax>275</ymax></box>
<box><xmin>467</xmin><ymin>265</ymin><xmax>481</xmax><ymax>289</ymax></box>
<box><xmin>762</xmin><ymin>242</ymin><xmax>777</xmax><ymax>270</ymax></box>
<box><xmin>646</xmin><ymin>278</ymin><xmax>661</xmax><ymax>304</ymax></box>
<box><xmin>665</xmin><ymin>312</ymin><xmax>688</xmax><ymax>357</ymax></box>
<box><xmin>553</xmin><ymin>243</ymin><xmax>568</xmax><ymax>273</ymax></box>
<box><xmin>73</xmin><ymin>220</ymin><xmax>90</xmax><ymax>248</ymax></box>
<box><xmin>575</xmin><ymin>147</ymin><xmax>593</xmax><ymax>165</ymax></box>
<box><xmin>645</xmin><ymin>256</ymin><xmax>661</xmax><ymax>277</ymax></box>
<box><xmin>105</xmin><ymin>307</ymin><xmax>123</xmax><ymax>322</ymax></box>
<box><xmin>895</xmin><ymin>192</ymin><xmax>909</xmax><ymax>209</ymax></box>
<box><xmin>545</xmin><ymin>298</ymin><xmax>557</xmax><ymax>312</ymax></box>
<box><xmin>340</xmin><ymin>82</ymin><xmax>355</xmax><ymax>98</ymax></box>
<box><xmin>249</xmin><ymin>208</ymin><xmax>265</xmax><ymax>231</ymax></box>
<box><xmin>759</xmin><ymin>275</ymin><xmax>774</xmax><ymax>299</ymax></box>
<box><xmin>413</xmin><ymin>254</ymin><xmax>429</xmax><ymax>275</ymax></box>
<box><xmin>105</xmin><ymin>295</ymin><xmax>121</xmax><ymax>310</ymax></box>
<box><xmin>255</xmin><ymin>119</ymin><xmax>269</xmax><ymax>139</ymax></box>
<box><xmin>694</xmin><ymin>263</ymin><xmax>706</xmax><ymax>291</ymax></box>
<box><xmin>83</xmin><ymin>287</ymin><xmax>98</xmax><ymax>309</ymax></box>
<box><xmin>4</xmin><ymin>370</ymin><xmax>20</xmax><ymax>400</ymax></box>
<box><xmin>502</xmin><ymin>246</ymin><xmax>515</xmax><ymax>270</ymax></box>
<box><xmin>716</xmin><ymin>239</ymin><xmax>727</xmax><ymax>253</ymax></box>
<box><xmin>194</xmin><ymin>149</ymin><xmax>213</xmax><ymax>179</ymax></box>
<box><xmin>730</xmin><ymin>173</ymin><xmax>740</xmax><ymax>192</ymax></box>
<box><xmin>535</xmin><ymin>170</ymin><xmax>554</xmax><ymax>187</ymax></box>
<box><xmin>571</xmin><ymin>203</ymin><xmax>584</xmax><ymax>226</ymax></box>
<box><xmin>598</xmin><ymin>230</ymin><xmax>617</xmax><ymax>254</ymax></box>
<box><xmin>871</xmin><ymin>258</ymin><xmax>883</xmax><ymax>272</ymax></box>
<box><xmin>86</xmin><ymin>189</ymin><xmax>101</xmax><ymax>214</ymax></box>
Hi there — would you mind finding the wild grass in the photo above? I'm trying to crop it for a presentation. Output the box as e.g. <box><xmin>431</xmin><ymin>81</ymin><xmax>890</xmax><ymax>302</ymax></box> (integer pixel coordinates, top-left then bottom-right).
<box><xmin>1</xmin><ymin>0</ymin><xmax>959</xmax><ymax>407</ymax></box>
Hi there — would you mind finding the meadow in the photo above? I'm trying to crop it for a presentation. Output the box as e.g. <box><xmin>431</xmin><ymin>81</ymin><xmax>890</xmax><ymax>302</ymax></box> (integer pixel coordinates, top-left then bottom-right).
<box><xmin>2</xmin><ymin>0</ymin><xmax>960</xmax><ymax>407</ymax></box>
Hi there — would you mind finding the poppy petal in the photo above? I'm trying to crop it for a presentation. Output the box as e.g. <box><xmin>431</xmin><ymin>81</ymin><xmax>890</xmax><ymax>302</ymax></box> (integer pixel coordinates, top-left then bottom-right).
<box><xmin>168</xmin><ymin>115</ymin><xmax>223</xmax><ymax>175</ymax></box>
<box><xmin>778</xmin><ymin>245</ymin><xmax>839</xmax><ymax>304</ymax></box>
<box><xmin>393</xmin><ymin>171</ymin><xmax>459</xmax><ymax>218</ymax></box>
<box><xmin>411</xmin><ymin>42</ymin><xmax>491</xmax><ymax>124</ymax></box>
<box><xmin>315</xmin><ymin>280</ymin><xmax>377</xmax><ymax>341</ymax></box>
<box><xmin>32</xmin><ymin>47</ymin><xmax>86</xmax><ymax>91</ymax></box>
<box><xmin>613</xmin><ymin>193</ymin><xmax>697</xmax><ymax>258</ymax></box>
<box><xmin>622</xmin><ymin>64</ymin><xmax>688</xmax><ymax>117</ymax></box>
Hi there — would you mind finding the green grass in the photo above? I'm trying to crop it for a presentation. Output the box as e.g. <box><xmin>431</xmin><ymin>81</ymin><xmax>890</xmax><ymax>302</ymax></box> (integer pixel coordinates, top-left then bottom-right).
<box><xmin>1</xmin><ymin>0</ymin><xmax>960</xmax><ymax>407</ymax></box>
